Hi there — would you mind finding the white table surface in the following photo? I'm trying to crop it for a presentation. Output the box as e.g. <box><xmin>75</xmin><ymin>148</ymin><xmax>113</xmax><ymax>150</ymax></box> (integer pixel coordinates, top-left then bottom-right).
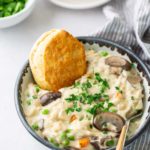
<box><xmin>0</xmin><ymin>0</ymin><xmax>107</xmax><ymax>149</ymax></box>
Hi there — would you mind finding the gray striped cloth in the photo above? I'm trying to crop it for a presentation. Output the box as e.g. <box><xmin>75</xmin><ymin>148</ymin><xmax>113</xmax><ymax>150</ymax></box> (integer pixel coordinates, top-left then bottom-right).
<box><xmin>92</xmin><ymin>0</ymin><xmax>150</xmax><ymax>149</ymax></box>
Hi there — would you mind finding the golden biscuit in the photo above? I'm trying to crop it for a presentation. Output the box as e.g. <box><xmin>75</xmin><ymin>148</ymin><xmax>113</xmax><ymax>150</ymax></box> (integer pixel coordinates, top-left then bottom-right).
<box><xmin>29</xmin><ymin>29</ymin><xmax>86</xmax><ymax>91</ymax></box>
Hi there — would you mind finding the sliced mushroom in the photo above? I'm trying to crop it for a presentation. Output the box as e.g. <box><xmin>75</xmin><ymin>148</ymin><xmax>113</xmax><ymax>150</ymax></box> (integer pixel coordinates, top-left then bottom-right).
<box><xmin>93</xmin><ymin>112</ymin><xmax>125</xmax><ymax>132</ymax></box>
<box><xmin>110</xmin><ymin>67</ymin><xmax>122</xmax><ymax>75</ymax></box>
<box><xmin>90</xmin><ymin>136</ymin><xmax>101</xmax><ymax>150</ymax></box>
<box><xmin>91</xmin><ymin>142</ymin><xmax>101</xmax><ymax>150</ymax></box>
<box><xmin>127</xmin><ymin>69</ymin><xmax>142</xmax><ymax>84</ymax></box>
<box><xmin>39</xmin><ymin>91</ymin><xmax>61</xmax><ymax>106</ymax></box>
<box><xmin>127</xmin><ymin>75</ymin><xmax>142</xmax><ymax>84</ymax></box>
<box><xmin>105</xmin><ymin>56</ymin><xmax>131</xmax><ymax>70</ymax></box>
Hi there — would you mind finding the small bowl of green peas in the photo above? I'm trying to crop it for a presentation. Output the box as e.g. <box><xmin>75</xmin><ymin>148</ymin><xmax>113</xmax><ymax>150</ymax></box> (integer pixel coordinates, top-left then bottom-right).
<box><xmin>0</xmin><ymin>0</ymin><xmax>36</xmax><ymax>28</ymax></box>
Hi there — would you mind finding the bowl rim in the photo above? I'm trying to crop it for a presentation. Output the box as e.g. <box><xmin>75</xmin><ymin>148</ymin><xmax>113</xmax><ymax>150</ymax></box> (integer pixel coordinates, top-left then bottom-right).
<box><xmin>14</xmin><ymin>36</ymin><xmax>150</xmax><ymax>150</ymax></box>
<box><xmin>0</xmin><ymin>0</ymin><xmax>36</xmax><ymax>21</ymax></box>
<box><xmin>49</xmin><ymin>0</ymin><xmax>110</xmax><ymax>10</ymax></box>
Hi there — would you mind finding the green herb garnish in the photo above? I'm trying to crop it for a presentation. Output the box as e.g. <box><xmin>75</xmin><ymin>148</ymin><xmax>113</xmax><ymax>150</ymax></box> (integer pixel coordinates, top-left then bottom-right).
<box><xmin>89</xmin><ymin>124</ymin><xmax>93</xmax><ymax>129</ymax></box>
<box><xmin>110</xmin><ymin>108</ymin><xmax>117</xmax><ymax>113</ymax></box>
<box><xmin>73</xmin><ymin>81</ymin><xmax>80</xmax><ymax>88</ymax></box>
<box><xmin>102</xmin><ymin>130</ymin><xmax>108</xmax><ymax>134</ymax></box>
<box><xmin>42</xmin><ymin>109</ymin><xmax>49</xmax><ymax>115</ymax></box>
<box><xmin>66</xmin><ymin>101</ymin><xmax>82</xmax><ymax>114</ymax></box>
<box><xmin>32</xmin><ymin>95</ymin><xmax>37</xmax><ymax>99</ymax></box>
<box><xmin>115</xmin><ymin>86</ymin><xmax>123</xmax><ymax>94</ymax></box>
<box><xmin>79</xmin><ymin>116</ymin><xmax>84</xmax><ymax>121</ymax></box>
<box><xmin>131</xmin><ymin>96</ymin><xmax>135</xmax><ymax>100</ymax></box>
<box><xmin>106</xmin><ymin>139</ymin><xmax>115</xmax><ymax>147</ymax></box>
<box><xmin>0</xmin><ymin>0</ymin><xmax>27</xmax><ymax>18</ymax></box>
<box><xmin>65</xmin><ymin>73</ymin><xmax>110</xmax><ymax>115</ymax></box>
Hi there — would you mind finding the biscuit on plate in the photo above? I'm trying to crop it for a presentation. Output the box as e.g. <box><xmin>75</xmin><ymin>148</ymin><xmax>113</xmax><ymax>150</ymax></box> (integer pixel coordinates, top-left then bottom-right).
<box><xmin>29</xmin><ymin>29</ymin><xmax>87</xmax><ymax>91</ymax></box>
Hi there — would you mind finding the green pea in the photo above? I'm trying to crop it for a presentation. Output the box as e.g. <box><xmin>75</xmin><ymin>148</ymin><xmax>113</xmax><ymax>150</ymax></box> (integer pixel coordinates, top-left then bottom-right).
<box><xmin>31</xmin><ymin>123</ymin><xmax>39</xmax><ymax>131</ymax></box>
<box><xmin>0</xmin><ymin>0</ymin><xmax>27</xmax><ymax>18</ymax></box>
<box><xmin>0</xmin><ymin>11</ymin><xmax>3</xmax><ymax>17</ymax></box>
<box><xmin>42</xmin><ymin>109</ymin><xmax>49</xmax><ymax>115</ymax></box>
<box><xmin>0</xmin><ymin>6</ymin><xmax>3</xmax><ymax>11</ymax></box>
<box><xmin>26</xmin><ymin>100</ymin><xmax>31</xmax><ymax>105</ymax></box>
<box><xmin>14</xmin><ymin>2</ymin><xmax>23</xmax><ymax>13</ymax></box>
<box><xmin>49</xmin><ymin>137</ymin><xmax>55</xmax><ymax>143</ymax></box>
<box><xmin>100</xmin><ymin>51</ymin><xmax>109</xmax><ymax>57</ymax></box>
<box><xmin>65</xmin><ymin>129</ymin><xmax>71</xmax><ymax>133</ymax></box>
<box><xmin>62</xmin><ymin>139</ymin><xmax>70</xmax><ymax>146</ymax></box>
<box><xmin>35</xmin><ymin>86</ymin><xmax>40</xmax><ymax>93</ymax></box>
<box><xmin>68</xmin><ymin>135</ymin><xmax>75</xmax><ymax>141</ymax></box>
<box><xmin>4</xmin><ymin>11</ymin><xmax>11</xmax><ymax>16</ymax></box>
<box><xmin>49</xmin><ymin>138</ymin><xmax>59</xmax><ymax>147</ymax></box>
<box><xmin>61</xmin><ymin>134</ymin><xmax>67</xmax><ymax>140</ymax></box>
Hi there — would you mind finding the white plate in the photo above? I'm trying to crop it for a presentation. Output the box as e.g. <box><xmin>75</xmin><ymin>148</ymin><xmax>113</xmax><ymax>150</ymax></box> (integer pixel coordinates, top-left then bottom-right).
<box><xmin>49</xmin><ymin>0</ymin><xmax>111</xmax><ymax>9</ymax></box>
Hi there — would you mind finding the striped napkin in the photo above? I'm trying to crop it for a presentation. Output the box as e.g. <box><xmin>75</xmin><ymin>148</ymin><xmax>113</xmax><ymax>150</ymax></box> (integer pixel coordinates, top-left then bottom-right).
<box><xmin>92</xmin><ymin>0</ymin><xmax>150</xmax><ymax>149</ymax></box>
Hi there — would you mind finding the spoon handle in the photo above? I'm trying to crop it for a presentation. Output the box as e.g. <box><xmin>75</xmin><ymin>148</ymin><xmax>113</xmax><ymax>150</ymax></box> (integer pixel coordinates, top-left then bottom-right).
<box><xmin>116</xmin><ymin>120</ymin><xmax>130</xmax><ymax>150</ymax></box>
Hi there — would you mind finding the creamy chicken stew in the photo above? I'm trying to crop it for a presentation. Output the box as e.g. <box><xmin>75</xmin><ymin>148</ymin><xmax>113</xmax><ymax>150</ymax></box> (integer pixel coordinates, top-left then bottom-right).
<box><xmin>23</xmin><ymin>50</ymin><xmax>143</xmax><ymax>150</ymax></box>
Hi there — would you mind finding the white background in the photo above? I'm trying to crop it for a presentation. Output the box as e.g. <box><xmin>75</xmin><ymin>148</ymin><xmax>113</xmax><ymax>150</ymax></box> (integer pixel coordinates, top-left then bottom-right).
<box><xmin>0</xmin><ymin>0</ymin><xmax>107</xmax><ymax>149</ymax></box>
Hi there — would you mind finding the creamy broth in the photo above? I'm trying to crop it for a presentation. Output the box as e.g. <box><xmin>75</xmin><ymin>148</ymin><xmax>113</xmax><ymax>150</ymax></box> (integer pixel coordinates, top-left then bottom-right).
<box><xmin>23</xmin><ymin>50</ymin><xmax>143</xmax><ymax>149</ymax></box>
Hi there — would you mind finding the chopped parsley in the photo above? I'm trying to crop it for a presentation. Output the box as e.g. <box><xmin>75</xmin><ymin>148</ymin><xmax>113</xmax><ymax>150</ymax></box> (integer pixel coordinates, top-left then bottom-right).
<box><xmin>68</xmin><ymin>135</ymin><xmax>75</xmax><ymax>141</ymax></box>
<box><xmin>131</xmin><ymin>96</ymin><xmax>135</xmax><ymax>100</ymax></box>
<box><xmin>102</xmin><ymin>130</ymin><xmax>108</xmax><ymax>134</ymax></box>
<box><xmin>65</xmin><ymin>73</ymin><xmax>112</xmax><ymax>115</ymax></box>
<box><xmin>110</xmin><ymin>108</ymin><xmax>117</xmax><ymax>113</ymax></box>
<box><xmin>73</xmin><ymin>81</ymin><xmax>80</xmax><ymax>88</ymax></box>
<box><xmin>32</xmin><ymin>95</ymin><xmax>37</xmax><ymax>99</ymax></box>
<box><xmin>106</xmin><ymin>139</ymin><xmax>115</xmax><ymax>147</ymax></box>
<box><xmin>115</xmin><ymin>86</ymin><xmax>123</xmax><ymax>94</ymax></box>
<box><xmin>89</xmin><ymin>124</ymin><xmax>93</xmax><ymax>129</ymax></box>
<box><xmin>79</xmin><ymin>116</ymin><xmax>84</xmax><ymax>121</ymax></box>
<box><xmin>65</xmin><ymin>101</ymin><xmax>82</xmax><ymax>114</ymax></box>
<box><xmin>86</xmin><ymin>102</ymin><xmax>104</xmax><ymax>115</ymax></box>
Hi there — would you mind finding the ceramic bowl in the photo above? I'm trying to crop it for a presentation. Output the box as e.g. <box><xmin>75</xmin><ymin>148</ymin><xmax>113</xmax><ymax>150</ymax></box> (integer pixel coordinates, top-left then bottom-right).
<box><xmin>15</xmin><ymin>37</ymin><xmax>150</xmax><ymax>150</ymax></box>
<box><xmin>0</xmin><ymin>0</ymin><xmax>36</xmax><ymax>28</ymax></box>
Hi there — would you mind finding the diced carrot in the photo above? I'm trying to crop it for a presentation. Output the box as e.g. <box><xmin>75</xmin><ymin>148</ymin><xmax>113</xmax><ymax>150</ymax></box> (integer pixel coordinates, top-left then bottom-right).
<box><xmin>70</xmin><ymin>114</ymin><xmax>77</xmax><ymax>123</ymax></box>
<box><xmin>115</xmin><ymin>92</ymin><xmax>123</xmax><ymax>99</ymax></box>
<box><xmin>79</xmin><ymin>137</ymin><xmax>90</xmax><ymax>148</ymax></box>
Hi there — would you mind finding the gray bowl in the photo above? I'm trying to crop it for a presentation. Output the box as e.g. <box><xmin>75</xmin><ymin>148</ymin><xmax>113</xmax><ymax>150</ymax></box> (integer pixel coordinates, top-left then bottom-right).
<box><xmin>15</xmin><ymin>37</ymin><xmax>150</xmax><ymax>150</ymax></box>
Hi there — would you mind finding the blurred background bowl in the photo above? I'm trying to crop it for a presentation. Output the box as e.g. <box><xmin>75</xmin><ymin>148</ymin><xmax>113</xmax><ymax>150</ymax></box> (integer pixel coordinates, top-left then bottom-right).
<box><xmin>0</xmin><ymin>0</ymin><xmax>36</xmax><ymax>28</ymax></box>
<box><xmin>49</xmin><ymin>0</ymin><xmax>111</xmax><ymax>9</ymax></box>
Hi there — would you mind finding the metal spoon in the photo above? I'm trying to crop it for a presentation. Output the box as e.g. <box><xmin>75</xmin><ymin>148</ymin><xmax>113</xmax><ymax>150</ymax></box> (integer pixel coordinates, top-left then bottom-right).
<box><xmin>116</xmin><ymin>111</ymin><xmax>143</xmax><ymax>150</ymax></box>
